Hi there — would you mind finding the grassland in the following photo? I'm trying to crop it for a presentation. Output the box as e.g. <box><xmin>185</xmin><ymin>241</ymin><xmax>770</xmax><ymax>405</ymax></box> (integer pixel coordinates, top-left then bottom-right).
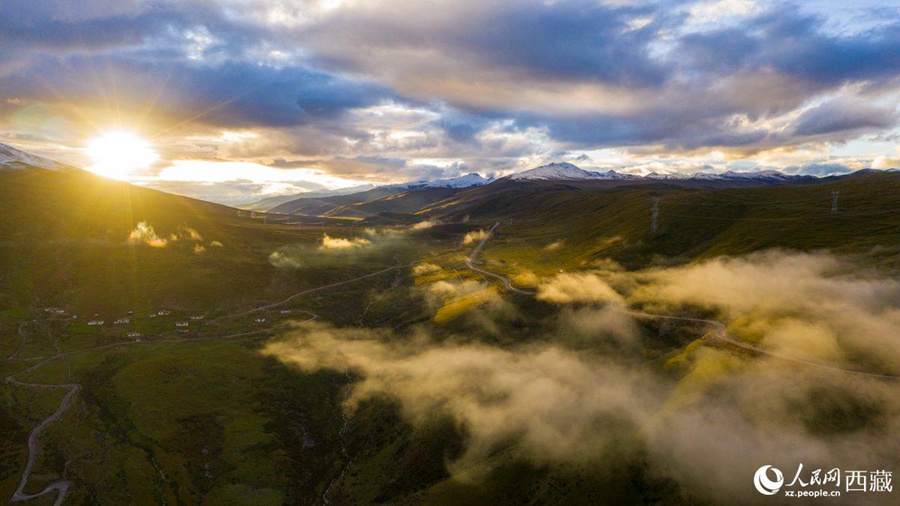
<box><xmin>1</xmin><ymin>167</ymin><xmax>898</xmax><ymax>505</ymax></box>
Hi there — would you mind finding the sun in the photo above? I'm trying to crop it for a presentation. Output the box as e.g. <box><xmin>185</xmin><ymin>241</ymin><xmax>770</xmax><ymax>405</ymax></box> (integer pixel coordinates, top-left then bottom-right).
<box><xmin>85</xmin><ymin>131</ymin><xmax>159</xmax><ymax>180</ymax></box>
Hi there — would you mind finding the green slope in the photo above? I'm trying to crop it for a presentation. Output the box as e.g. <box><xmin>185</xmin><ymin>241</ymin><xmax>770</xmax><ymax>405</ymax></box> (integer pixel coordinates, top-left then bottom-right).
<box><xmin>0</xmin><ymin>167</ymin><xmax>346</xmax><ymax>314</ymax></box>
<box><xmin>429</xmin><ymin>173</ymin><xmax>900</xmax><ymax>271</ymax></box>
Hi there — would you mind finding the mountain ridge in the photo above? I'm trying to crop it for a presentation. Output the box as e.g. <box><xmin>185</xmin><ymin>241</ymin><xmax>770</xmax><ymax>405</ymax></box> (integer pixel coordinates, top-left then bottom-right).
<box><xmin>0</xmin><ymin>142</ymin><xmax>72</xmax><ymax>171</ymax></box>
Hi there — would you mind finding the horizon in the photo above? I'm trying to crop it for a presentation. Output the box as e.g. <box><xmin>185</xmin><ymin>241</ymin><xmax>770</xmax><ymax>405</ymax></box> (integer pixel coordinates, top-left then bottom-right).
<box><xmin>6</xmin><ymin>140</ymin><xmax>897</xmax><ymax>206</ymax></box>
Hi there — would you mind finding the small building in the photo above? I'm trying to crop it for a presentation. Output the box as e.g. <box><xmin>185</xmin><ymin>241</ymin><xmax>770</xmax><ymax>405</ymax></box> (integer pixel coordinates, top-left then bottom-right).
<box><xmin>254</xmin><ymin>318</ymin><xmax>268</xmax><ymax>324</ymax></box>
<box><xmin>157</xmin><ymin>310</ymin><xmax>172</xmax><ymax>316</ymax></box>
<box><xmin>190</xmin><ymin>315</ymin><xmax>204</xmax><ymax>320</ymax></box>
<box><xmin>280</xmin><ymin>309</ymin><xmax>292</xmax><ymax>314</ymax></box>
<box><xmin>175</xmin><ymin>322</ymin><xmax>189</xmax><ymax>328</ymax></box>
<box><xmin>87</xmin><ymin>320</ymin><xmax>104</xmax><ymax>326</ymax></box>
<box><xmin>114</xmin><ymin>318</ymin><xmax>131</xmax><ymax>325</ymax></box>
<box><xmin>127</xmin><ymin>332</ymin><xmax>142</xmax><ymax>338</ymax></box>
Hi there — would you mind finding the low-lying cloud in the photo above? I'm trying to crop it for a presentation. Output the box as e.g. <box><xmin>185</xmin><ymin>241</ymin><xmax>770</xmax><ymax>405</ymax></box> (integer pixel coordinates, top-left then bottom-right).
<box><xmin>263</xmin><ymin>321</ymin><xmax>659</xmax><ymax>468</ymax></box>
<box><xmin>127</xmin><ymin>221</ymin><xmax>167</xmax><ymax>248</ymax></box>
<box><xmin>412</xmin><ymin>262</ymin><xmax>442</xmax><ymax>276</ymax></box>
<box><xmin>410</xmin><ymin>220</ymin><xmax>437</xmax><ymax>231</ymax></box>
<box><xmin>462</xmin><ymin>229</ymin><xmax>488</xmax><ymax>245</ymax></box>
<box><xmin>630</xmin><ymin>250</ymin><xmax>900</xmax><ymax>375</ymax></box>
<box><xmin>537</xmin><ymin>272</ymin><xmax>624</xmax><ymax>305</ymax></box>
<box><xmin>263</xmin><ymin>249</ymin><xmax>900</xmax><ymax>502</ymax></box>
<box><xmin>320</xmin><ymin>233</ymin><xmax>371</xmax><ymax>249</ymax></box>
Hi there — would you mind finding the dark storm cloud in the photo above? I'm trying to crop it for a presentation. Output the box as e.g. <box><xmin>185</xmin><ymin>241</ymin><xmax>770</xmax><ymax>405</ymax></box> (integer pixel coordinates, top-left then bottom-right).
<box><xmin>791</xmin><ymin>99</ymin><xmax>898</xmax><ymax>137</ymax></box>
<box><xmin>304</xmin><ymin>0</ymin><xmax>668</xmax><ymax>87</ymax></box>
<box><xmin>0</xmin><ymin>53</ymin><xmax>391</xmax><ymax>128</ymax></box>
<box><xmin>453</xmin><ymin>2</ymin><xmax>669</xmax><ymax>87</ymax></box>
<box><xmin>0</xmin><ymin>2</ymin><xmax>185</xmax><ymax>50</ymax></box>
<box><xmin>297</xmin><ymin>0</ymin><xmax>900</xmax><ymax>150</ymax></box>
<box><xmin>758</xmin><ymin>10</ymin><xmax>900</xmax><ymax>87</ymax></box>
<box><xmin>677</xmin><ymin>9</ymin><xmax>900</xmax><ymax>87</ymax></box>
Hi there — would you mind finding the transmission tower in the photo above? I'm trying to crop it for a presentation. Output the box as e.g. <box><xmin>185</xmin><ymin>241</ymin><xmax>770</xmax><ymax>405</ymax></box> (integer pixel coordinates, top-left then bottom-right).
<box><xmin>831</xmin><ymin>191</ymin><xmax>839</xmax><ymax>214</ymax></box>
<box><xmin>650</xmin><ymin>197</ymin><xmax>660</xmax><ymax>233</ymax></box>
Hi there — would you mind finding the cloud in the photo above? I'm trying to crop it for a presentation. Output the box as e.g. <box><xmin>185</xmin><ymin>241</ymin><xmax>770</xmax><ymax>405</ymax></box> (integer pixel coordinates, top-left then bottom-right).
<box><xmin>412</xmin><ymin>262</ymin><xmax>442</xmax><ymax>276</ymax></box>
<box><xmin>127</xmin><ymin>221</ymin><xmax>167</xmax><ymax>247</ymax></box>
<box><xmin>262</xmin><ymin>249</ymin><xmax>900</xmax><ymax>501</ymax></box>
<box><xmin>2</xmin><ymin>0</ymin><xmax>899</xmax><ymax>189</ymax></box>
<box><xmin>209</xmin><ymin>240</ymin><xmax>224</xmax><ymax>247</ymax></box>
<box><xmin>630</xmin><ymin>250</ymin><xmax>900</xmax><ymax>374</ymax></box>
<box><xmin>181</xmin><ymin>226</ymin><xmax>203</xmax><ymax>241</ymax></box>
<box><xmin>537</xmin><ymin>272</ymin><xmax>624</xmax><ymax>305</ymax></box>
<box><xmin>791</xmin><ymin>98</ymin><xmax>898</xmax><ymax>137</ymax></box>
<box><xmin>872</xmin><ymin>156</ymin><xmax>900</xmax><ymax>169</ymax></box>
<box><xmin>410</xmin><ymin>220</ymin><xmax>437</xmax><ymax>231</ymax></box>
<box><xmin>269</xmin><ymin>250</ymin><xmax>303</xmax><ymax>269</ymax></box>
<box><xmin>263</xmin><ymin>321</ymin><xmax>660</xmax><ymax>467</ymax></box>
<box><xmin>543</xmin><ymin>240</ymin><xmax>563</xmax><ymax>251</ymax></box>
<box><xmin>320</xmin><ymin>233</ymin><xmax>370</xmax><ymax>249</ymax></box>
<box><xmin>462</xmin><ymin>229</ymin><xmax>487</xmax><ymax>245</ymax></box>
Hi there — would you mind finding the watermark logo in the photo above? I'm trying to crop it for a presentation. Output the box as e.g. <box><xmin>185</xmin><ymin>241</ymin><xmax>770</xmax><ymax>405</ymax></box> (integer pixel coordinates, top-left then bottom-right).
<box><xmin>754</xmin><ymin>465</ymin><xmax>784</xmax><ymax>496</ymax></box>
<box><xmin>753</xmin><ymin>464</ymin><xmax>892</xmax><ymax>499</ymax></box>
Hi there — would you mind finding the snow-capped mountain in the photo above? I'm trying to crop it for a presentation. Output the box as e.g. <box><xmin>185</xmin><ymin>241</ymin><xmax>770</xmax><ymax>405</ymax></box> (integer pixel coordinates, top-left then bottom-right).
<box><xmin>508</xmin><ymin>162</ymin><xmax>811</xmax><ymax>183</ymax></box>
<box><xmin>644</xmin><ymin>169</ymin><xmax>800</xmax><ymax>182</ymax></box>
<box><xmin>508</xmin><ymin>162</ymin><xmax>601</xmax><ymax>181</ymax></box>
<box><xmin>390</xmin><ymin>172</ymin><xmax>494</xmax><ymax>189</ymax></box>
<box><xmin>508</xmin><ymin>162</ymin><xmax>639</xmax><ymax>181</ymax></box>
<box><xmin>718</xmin><ymin>170</ymin><xmax>796</xmax><ymax>181</ymax></box>
<box><xmin>0</xmin><ymin>142</ymin><xmax>67</xmax><ymax>171</ymax></box>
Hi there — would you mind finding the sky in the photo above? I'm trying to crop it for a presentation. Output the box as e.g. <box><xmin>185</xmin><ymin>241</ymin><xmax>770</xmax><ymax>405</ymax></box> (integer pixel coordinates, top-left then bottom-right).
<box><xmin>0</xmin><ymin>0</ymin><xmax>898</xmax><ymax>204</ymax></box>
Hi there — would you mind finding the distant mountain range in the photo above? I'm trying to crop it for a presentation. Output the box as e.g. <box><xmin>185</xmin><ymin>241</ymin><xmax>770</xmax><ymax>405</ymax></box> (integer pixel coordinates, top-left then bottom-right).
<box><xmin>242</xmin><ymin>173</ymin><xmax>494</xmax><ymax>211</ymax></box>
<box><xmin>252</xmin><ymin>163</ymin><xmax>822</xmax><ymax>214</ymax></box>
<box><xmin>240</xmin><ymin>184</ymin><xmax>379</xmax><ymax>211</ymax></box>
<box><xmin>507</xmin><ymin>162</ymin><xmax>810</xmax><ymax>183</ymax></box>
<box><xmin>0</xmin><ymin>142</ymin><xmax>71</xmax><ymax>171</ymax></box>
<box><xmin>387</xmin><ymin>172</ymin><xmax>494</xmax><ymax>189</ymax></box>
<box><xmin>508</xmin><ymin>162</ymin><xmax>638</xmax><ymax>181</ymax></box>
<box><xmin>3</xmin><ymin>141</ymin><xmax>896</xmax><ymax>215</ymax></box>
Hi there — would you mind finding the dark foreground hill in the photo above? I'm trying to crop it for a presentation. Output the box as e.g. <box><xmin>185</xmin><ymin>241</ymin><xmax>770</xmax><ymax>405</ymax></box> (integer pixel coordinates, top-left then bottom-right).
<box><xmin>0</xmin><ymin>165</ymin><xmax>341</xmax><ymax>313</ymax></box>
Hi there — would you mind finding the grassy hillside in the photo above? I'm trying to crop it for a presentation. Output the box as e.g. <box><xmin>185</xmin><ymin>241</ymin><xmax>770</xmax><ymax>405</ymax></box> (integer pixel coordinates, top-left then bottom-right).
<box><xmin>0</xmin><ymin>167</ymin><xmax>402</xmax><ymax>314</ymax></box>
<box><xmin>271</xmin><ymin>186</ymin><xmax>470</xmax><ymax>219</ymax></box>
<box><xmin>2</xmin><ymin>162</ymin><xmax>897</xmax><ymax>505</ymax></box>
<box><xmin>429</xmin><ymin>173</ymin><xmax>900</xmax><ymax>273</ymax></box>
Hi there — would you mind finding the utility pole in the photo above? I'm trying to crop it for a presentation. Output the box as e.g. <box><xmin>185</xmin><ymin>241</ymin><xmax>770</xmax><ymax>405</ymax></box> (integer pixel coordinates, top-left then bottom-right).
<box><xmin>650</xmin><ymin>197</ymin><xmax>660</xmax><ymax>234</ymax></box>
<box><xmin>831</xmin><ymin>191</ymin><xmax>839</xmax><ymax>214</ymax></box>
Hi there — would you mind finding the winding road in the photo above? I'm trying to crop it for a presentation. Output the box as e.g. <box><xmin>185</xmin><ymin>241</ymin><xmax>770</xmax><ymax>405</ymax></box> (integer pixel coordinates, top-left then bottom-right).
<box><xmin>465</xmin><ymin>222</ymin><xmax>537</xmax><ymax>296</ymax></box>
<box><xmin>4</xmin><ymin>261</ymin><xmax>406</xmax><ymax>505</ymax></box>
<box><xmin>465</xmin><ymin>222</ymin><xmax>900</xmax><ymax>381</ymax></box>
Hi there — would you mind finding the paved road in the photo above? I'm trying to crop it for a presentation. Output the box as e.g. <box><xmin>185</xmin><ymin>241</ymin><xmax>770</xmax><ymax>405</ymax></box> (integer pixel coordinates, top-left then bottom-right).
<box><xmin>4</xmin><ymin>307</ymin><xmax>322</xmax><ymax>505</ymax></box>
<box><xmin>620</xmin><ymin>310</ymin><xmax>900</xmax><ymax>380</ymax></box>
<box><xmin>210</xmin><ymin>263</ymin><xmax>410</xmax><ymax>323</ymax></box>
<box><xmin>465</xmin><ymin>222</ymin><xmax>536</xmax><ymax>296</ymax></box>
<box><xmin>466</xmin><ymin>222</ymin><xmax>899</xmax><ymax>381</ymax></box>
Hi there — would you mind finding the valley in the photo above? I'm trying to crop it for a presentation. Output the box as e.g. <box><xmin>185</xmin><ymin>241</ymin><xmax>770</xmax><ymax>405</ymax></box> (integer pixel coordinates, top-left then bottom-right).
<box><xmin>1</xmin><ymin>150</ymin><xmax>899</xmax><ymax>505</ymax></box>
